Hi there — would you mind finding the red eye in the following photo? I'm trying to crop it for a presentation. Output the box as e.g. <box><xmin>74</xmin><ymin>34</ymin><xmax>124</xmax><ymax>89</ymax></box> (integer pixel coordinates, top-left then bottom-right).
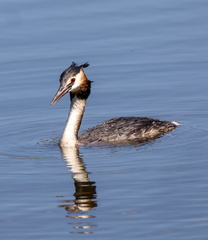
<box><xmin>71</xmin><ymin>78</ymin><xmax>75</xmax><ymax>83</ymax></box>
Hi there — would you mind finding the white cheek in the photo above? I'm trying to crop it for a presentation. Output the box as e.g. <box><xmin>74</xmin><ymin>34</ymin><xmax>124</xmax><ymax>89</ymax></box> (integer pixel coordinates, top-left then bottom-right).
<box><xmin>71</xmin><ymin>72</ymin><xmax>82</xmax><ymax>92</ymax></box>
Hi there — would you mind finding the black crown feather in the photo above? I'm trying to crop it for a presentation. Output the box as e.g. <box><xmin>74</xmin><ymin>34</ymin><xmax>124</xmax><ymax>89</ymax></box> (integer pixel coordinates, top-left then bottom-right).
<box><xmin>60</xmin><ymin>62</ymin><xmax>90</xmax><ymax>81</ymax></box>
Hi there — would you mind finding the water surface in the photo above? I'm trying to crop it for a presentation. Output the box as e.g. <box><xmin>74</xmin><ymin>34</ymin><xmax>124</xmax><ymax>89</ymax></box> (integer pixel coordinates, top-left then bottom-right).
<box><xmin>1</xmin><ymin>0</ymin><xmax>208</xmax><ymax>239</ymax></box>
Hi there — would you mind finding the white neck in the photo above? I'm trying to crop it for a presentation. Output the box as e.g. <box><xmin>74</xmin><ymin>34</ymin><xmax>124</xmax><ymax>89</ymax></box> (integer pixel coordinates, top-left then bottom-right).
<box><xmin>59</xmin><ymin>95</ymin><xmax>86</xmax><ymax>147</ymax></box>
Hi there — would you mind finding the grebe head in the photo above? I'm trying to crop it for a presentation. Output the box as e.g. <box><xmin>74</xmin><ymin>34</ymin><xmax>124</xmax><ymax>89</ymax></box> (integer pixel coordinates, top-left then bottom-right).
<box><xmin>51</xmin><ymin>62</ymin><xmax>90</xmax><ymax>105</ymax></box>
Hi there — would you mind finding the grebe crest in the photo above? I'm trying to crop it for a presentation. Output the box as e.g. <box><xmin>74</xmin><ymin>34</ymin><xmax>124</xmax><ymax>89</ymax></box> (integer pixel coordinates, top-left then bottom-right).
<box><xmin>51</xmin><ymin>62</ymin><xmax>180</xmax><ymax>147</ymax></box>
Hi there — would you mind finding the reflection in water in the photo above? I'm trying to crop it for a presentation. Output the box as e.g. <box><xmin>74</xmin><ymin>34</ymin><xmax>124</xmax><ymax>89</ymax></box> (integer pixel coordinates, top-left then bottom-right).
<box><xmin>58</xmin><ymin>146</ymin><xmax>97</xmax><ymax>234</ymax></box>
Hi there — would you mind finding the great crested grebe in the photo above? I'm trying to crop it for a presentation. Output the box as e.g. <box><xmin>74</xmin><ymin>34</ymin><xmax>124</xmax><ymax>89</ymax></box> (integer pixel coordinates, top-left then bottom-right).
<box><xmin>51</xmin><ymin>62</ymin><xmax>179</xmax><ymax>147</ymax></box>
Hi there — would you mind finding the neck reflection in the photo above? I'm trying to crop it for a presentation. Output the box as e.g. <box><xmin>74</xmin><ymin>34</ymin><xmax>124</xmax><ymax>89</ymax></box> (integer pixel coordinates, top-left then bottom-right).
<box><xmin>57</xmin><ymin>146</ymin><xmax>97</xmax><ymax>234</ymax></box>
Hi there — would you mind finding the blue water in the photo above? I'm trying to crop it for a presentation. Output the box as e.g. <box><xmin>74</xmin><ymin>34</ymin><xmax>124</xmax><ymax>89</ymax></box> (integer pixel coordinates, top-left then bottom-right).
<box><xmin>1</xmin><ymin>0</ymin><xmax>208</xmax><ymax>239</ymax></box>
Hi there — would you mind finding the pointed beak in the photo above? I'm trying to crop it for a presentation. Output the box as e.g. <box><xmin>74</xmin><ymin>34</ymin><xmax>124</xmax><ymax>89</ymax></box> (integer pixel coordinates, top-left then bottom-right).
<box><xmin>51</xmin><ymin>83</ymin><xmax>73</xmax><ymax>105</ymax></box>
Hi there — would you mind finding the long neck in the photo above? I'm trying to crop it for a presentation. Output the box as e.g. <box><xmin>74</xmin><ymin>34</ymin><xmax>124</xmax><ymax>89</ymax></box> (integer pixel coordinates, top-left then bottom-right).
<box><xmin>59</xmin><ymin>95</ymin><xmax>86</xmax><ymax>147</ymax></box>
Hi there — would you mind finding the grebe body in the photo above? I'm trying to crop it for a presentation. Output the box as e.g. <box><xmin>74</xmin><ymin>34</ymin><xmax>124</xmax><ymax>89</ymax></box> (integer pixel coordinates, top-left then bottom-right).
<box><xmin>79</xmin><ymin>117</ymin><xmax>178</xmax><ymax>145</ymax></box>
<box><xmin>51</xmin><ymin>62</ymin><xmax>179</xmax><ymax>147</ymax></box>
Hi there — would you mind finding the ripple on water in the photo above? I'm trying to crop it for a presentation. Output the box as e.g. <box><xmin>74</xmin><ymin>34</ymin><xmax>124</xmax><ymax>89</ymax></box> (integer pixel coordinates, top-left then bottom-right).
<box><xmin>0</xmin><ymin>118</ymin><xmax>60</xmax><ymax>160</ymax></box>
<box><xmin>1</xmin><ymin>113</ymin><xmax>207</xmax><ymax>160</ymax></box>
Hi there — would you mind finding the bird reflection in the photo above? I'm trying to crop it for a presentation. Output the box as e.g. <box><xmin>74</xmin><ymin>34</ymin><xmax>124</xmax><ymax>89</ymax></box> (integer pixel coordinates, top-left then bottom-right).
<box><xmin>57</xmin><ymin>146</ymin><xmax>97</xmax><ymax>234</ymax></box>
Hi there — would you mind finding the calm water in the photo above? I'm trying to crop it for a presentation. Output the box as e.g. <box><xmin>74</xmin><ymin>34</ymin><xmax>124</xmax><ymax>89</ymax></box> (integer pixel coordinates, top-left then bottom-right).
<box><xmin>1</xmin><ymin>0</ymin><xmax>208</xmax><ymax>239</ymax></box>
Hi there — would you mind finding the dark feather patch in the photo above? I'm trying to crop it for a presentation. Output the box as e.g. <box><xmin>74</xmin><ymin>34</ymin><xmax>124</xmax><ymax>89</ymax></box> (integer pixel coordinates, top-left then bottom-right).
<box><xmin>60</xmin><ymin>62</ymin><xmax>90</xmax><ymax>82</ymax></box>
<box><xmin>70</xmin><ymin>80</ymin><xmax>92</xmax><ymax>100</ymax></box>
